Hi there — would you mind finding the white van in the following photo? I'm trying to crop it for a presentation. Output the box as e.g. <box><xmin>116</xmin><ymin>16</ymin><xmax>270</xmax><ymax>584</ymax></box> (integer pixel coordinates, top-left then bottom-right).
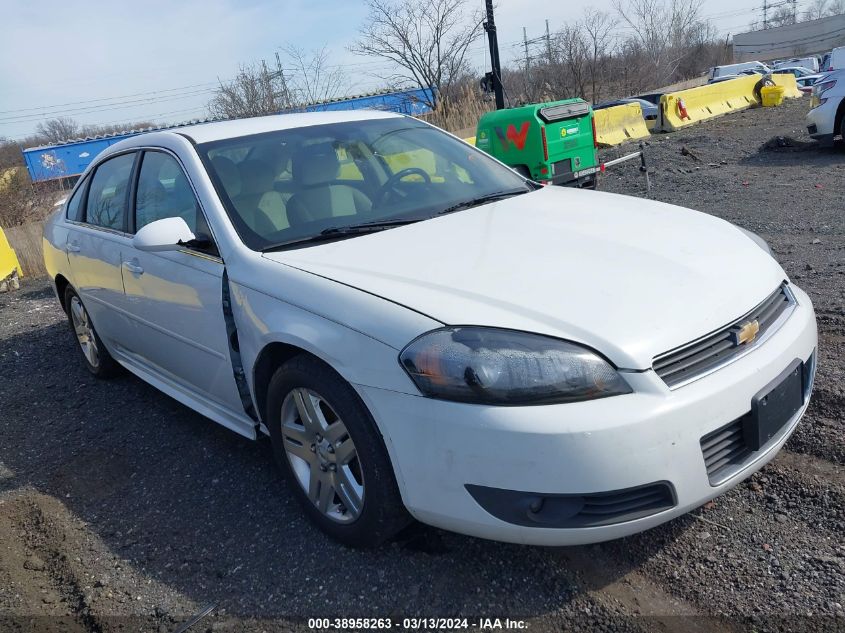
<box><xmin>774</xmin><ymin>57</ymin><xmax>819</xmax><ymax>73</ymax></box>
<box><xmin>821</xmin><ymin>47</ymin><xmax>845</xmax><ymax>72</ymax></box>
<box><xmin>708</xmin><ymin>61</ymin><xmax>771</xmax><ymax>81</ymax></box>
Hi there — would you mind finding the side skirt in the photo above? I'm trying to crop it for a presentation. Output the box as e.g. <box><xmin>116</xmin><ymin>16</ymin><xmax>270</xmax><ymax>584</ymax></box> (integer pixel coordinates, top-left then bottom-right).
<box><xmin>111</xmin><ymin>347</ymin><xmax>257</xmax><ymax>440</ymax></box>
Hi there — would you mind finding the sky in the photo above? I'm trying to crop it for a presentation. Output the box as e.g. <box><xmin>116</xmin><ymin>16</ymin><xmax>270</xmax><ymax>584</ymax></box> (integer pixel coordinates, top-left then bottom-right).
<box><xmin>0</xmin><ymin>0</ymin><xmax>769</xmax><ymax>141</ymax></box>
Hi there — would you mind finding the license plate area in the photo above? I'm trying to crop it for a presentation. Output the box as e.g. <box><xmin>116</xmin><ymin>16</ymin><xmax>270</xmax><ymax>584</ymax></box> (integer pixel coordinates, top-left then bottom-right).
<box><xmin>745</xmin><ymin>359</ymin><xmax>804</xmax><ymax>451</ymax></box>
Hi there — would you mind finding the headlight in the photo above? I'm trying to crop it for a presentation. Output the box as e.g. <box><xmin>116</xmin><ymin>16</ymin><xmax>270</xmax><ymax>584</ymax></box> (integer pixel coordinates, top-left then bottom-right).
<box><xmin>737</xmin><ymin>226</ymin><xmax>773</xmax><ymax>257</ymax></box>
<box><xmin>399</xmin><ymin>327</ymin><xmax>632</xmax><ymax>405</ymax></box>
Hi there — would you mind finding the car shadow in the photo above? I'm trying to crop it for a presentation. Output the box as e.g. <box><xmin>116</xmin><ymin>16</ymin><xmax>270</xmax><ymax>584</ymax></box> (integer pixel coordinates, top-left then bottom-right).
<box><xmin>0</xmin><ymin>318</ymin><xmax>691</xmax><ymax>623</ymax></box>
<box><xmin>738</xmin><ymin>136</ymin><xmax>842</xmax><ymax>167</ymax></box>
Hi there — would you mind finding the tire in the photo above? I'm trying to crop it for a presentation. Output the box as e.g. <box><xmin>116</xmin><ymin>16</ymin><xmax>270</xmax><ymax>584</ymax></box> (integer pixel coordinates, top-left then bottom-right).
<box><xmin>64</xmin><ymin>286</ymin><xmax>120</xmax><ymax>378</ymax></box>
<box><xmin>266</xmin><ymin>355</ymin><xmax>411</xmax><ymax>548</ymax></box>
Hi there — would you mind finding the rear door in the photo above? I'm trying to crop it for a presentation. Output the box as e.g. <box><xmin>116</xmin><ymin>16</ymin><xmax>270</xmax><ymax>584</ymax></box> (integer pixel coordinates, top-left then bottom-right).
<box><xmin>65</xmin><ymin>151</ymin><xmax>137</xmax><ymax>347</ymax></box>
<box><xmin>118</xmin><ymin>149</ymin><xmax>241</xmax><ymax>411</ymax></box>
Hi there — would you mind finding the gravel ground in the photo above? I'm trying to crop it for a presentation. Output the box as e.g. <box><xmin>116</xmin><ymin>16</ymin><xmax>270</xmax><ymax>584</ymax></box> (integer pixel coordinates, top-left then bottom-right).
<box><xmin>0</xmin><ymin>96</ymin><xmax>843</xmax><ymax>633</ymax></box>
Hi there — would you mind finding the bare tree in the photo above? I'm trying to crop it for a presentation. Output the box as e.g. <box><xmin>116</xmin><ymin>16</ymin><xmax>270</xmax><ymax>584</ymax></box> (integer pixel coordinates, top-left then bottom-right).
<box><xmin>582</xmin><ymin>9</ymin><xmax>617</xmax><ymax>103</ymax></box>
<box><xmin>207</xmin><ymin>62</ymin><xmax>289</xmax><ymax>119</ymax></box>
<box><xmin>557</xmin><ymin>25</ymin><xmax>589</xmax><ymax>99</ymax></box>
<box><xmin>803</xmin><ymin>0</ymin><xmax>845</xmax><ymax>19</ymax></box>
<box><xmin>35</xmin><ymin>117</ymin><xmax>81</xmax><ymax>144</ymax></box>
<box><xmin>282</xmin><ymin>45</ymin><xmax>348</xmax><ymax>105</ymax></box>
<box><xmin>613</xmin><ymin>0</ymin><xmax>706</xmax><ymax>88</ymax></box>
<box><xmin>768</xmin><ymin>6</ymin><xmax>798</xmax><ymax>27</ymax></box>
<box><xmin>351</xmin><ymin>0</ymin><xmax>483</xmax><ymax>109</ymax></box>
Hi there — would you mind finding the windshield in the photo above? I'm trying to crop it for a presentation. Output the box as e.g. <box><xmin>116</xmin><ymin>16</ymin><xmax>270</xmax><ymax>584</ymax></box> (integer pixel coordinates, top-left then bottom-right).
<box><xmin>197</xmin><ymin>117</ymin><xmax>531</xmax><ymax>250</ymax></box>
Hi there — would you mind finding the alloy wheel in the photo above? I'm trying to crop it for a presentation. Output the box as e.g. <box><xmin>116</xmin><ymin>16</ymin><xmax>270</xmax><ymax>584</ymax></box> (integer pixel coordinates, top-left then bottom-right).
<box><xmin>280</xmin><ymin>388</ymin><xmax>364</xmax><ymax>523</ymax></box>
<box><xmin>69</xmin><ymin>296</ymin><xmax>99</xmax><ymax>368</ymax></box>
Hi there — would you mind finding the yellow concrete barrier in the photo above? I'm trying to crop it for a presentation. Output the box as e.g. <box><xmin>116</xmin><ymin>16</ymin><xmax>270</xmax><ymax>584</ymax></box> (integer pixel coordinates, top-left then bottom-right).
<box><xmin>0</xmin><ymin>227</ymin><xmax>22</xmax><ymax>281</ymax></box>
<box><xmin>659</xmin><ymin>75</ymin><xmax>760</xmax><ymax>132</ymax></box>
<box><xmin>771</xmin><ymin>74</ymin><xmax>802</xmax><ymax>98</ymax></box>
<box><xmin>593</xmin><ymin>103</ymin><xmax>650</xmax><ymax>147</ymax></box>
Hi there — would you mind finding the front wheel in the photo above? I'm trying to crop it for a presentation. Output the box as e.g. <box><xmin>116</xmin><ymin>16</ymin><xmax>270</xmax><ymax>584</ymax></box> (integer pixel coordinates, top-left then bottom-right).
<box><xmin>266</xmin><ymin>355</ymin><xmax>411</xmax><ymax>547</ymax></box>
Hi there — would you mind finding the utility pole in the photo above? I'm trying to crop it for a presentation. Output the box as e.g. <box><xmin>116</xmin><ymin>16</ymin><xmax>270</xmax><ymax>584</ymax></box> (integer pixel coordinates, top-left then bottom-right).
<box><xmin>546</xmin><ymin>19</ymin><xmax>552</xmax><ymax>63</ymax></box>
<box><xmin>762</xmin><ymin>0</ymin><xmax>768</xmax><ymax>29</ymax></box>
<box><xmin>274</xmin><ymin>51</ymin><xmax>291</xmax><ymax>109</ymax></box>
<box><xmin>523</xmin><ymin>27</ymin><xmax>530</xmax><ymax>69</ymax></box>
<box><xmin>483</xmin><ymin>0</ymin><xmax>504</xmax><ymax>110</ymax></box>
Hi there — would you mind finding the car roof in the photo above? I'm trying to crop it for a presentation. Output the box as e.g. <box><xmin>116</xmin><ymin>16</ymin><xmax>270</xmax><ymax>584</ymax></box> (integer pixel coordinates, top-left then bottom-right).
<box><xmin>163</xmin><ymin>109</ymin><xmax>405</xmax><ymax>145</ymax></box>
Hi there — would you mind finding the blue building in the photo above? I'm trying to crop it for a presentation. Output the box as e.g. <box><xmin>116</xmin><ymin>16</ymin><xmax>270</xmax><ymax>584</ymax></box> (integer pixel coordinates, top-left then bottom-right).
<box><xmin>21</xmin><ymin>87</ymin><xmax>435</xmax><ymax>183</ymax></box>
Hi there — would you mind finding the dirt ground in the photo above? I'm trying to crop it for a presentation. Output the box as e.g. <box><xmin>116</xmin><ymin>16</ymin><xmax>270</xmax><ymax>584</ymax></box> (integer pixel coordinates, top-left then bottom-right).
<box><xmin>0</xmin><ymin>96</ymin><xmax>843</xmax><ymax>633</ymax></box>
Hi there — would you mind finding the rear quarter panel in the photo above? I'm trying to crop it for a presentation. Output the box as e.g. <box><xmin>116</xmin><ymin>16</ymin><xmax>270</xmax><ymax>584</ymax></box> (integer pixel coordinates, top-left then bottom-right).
<box><xmin>42</xmin><ymin>209</ymin><xmax>71</xmax><ymax>301</ymax></box>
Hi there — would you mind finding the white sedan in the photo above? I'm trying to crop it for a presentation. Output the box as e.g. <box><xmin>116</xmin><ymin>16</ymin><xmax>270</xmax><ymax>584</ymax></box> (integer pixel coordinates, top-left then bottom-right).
<box><xmin>43</xmin><ymin>111</ymin><xmax>817</xmax><ymax>547</ymax></box>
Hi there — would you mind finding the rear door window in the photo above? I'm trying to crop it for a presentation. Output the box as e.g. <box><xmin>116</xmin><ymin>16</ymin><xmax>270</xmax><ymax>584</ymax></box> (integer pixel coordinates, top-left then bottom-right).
<box><xmin>65</xmin><ymin>176</ymin><xmax>89</xmax><ymax>222</ymax></box>
<box><xmin>85</xmin><ymin>153</ymin><xmax>136</xmax><ymax>231</ymax></box>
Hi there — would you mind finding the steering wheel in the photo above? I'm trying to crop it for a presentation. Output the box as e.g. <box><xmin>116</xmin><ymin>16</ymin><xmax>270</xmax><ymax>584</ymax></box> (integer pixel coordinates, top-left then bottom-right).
<box><xmin>374</xmin><ymin>167</ymin><xmax>432</xmax><ymax>206</ymax></box>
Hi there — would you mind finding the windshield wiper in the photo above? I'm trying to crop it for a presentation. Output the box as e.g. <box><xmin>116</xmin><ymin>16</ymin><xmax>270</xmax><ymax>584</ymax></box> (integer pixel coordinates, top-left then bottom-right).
<box><xmin>261</xmin><ymin>218</ymin><xmax>419</xmax><ymax>252</ymax></box>
<box><xmin>437</xmin><ymin>189</ymin><xmax>530</xmax><ymax>216</ymax></box>
<box><xmin>319</xmin><ymin>218</ymin><xmax>420</xmax><ymax>236</ymax></box>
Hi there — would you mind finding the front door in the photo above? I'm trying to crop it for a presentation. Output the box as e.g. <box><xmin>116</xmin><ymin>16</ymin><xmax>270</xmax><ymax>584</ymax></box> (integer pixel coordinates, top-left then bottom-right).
<box><xmin>119</xmin><ymin>149</ymin><xmax>241</xmax><ymax>412</ymax></box>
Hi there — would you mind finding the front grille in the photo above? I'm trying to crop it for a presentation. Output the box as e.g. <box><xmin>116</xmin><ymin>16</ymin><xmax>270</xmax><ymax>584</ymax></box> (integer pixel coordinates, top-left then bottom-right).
<box><xmin>654</xmin><ymin>283</ymin><xmax>793</xmax><ymax>388</ymax></box>
<box><xmin>700</xmin><ymin>416</ymin><xmax>752</xmax><ymax>482</ymax></box>
<box><xmin>700</xmin><ymin>351</ymin><xmax>815</xmax><ymax>485</ymax></box>
<box><xmin>575</xmin><ymin>483</ymin><xmax>676</xmax><ymax>527</ymax></box>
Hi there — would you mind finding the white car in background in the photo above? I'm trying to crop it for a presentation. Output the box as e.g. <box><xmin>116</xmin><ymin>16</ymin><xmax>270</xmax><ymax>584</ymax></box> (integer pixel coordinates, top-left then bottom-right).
<box><xmin>774</xmin><ymin>57</ymin><xmax>820</xmax><ymax>73</ymax></box>
<box><xmin>708</xmin><ymin>61</ymin><xmax>770</xmax><ymax>82</ymax></box>
<box><xmin>796</xmin><ymin>74</ymin><xmax>825</xmax><ymax>94</ymax></box>
<box><xmin>43</xmin><ymin>111</ymin><xmax>817</xmax><ymax>547</ymax></box>
<box><xmin>807</xmin><ymin>70</ymin><xmax>845</xmax><ymax>142</ymax></box>
<box><xmin>772</xmin><ymin>66</ymin><xmax>817</xmax><ymax>79</ymax></box>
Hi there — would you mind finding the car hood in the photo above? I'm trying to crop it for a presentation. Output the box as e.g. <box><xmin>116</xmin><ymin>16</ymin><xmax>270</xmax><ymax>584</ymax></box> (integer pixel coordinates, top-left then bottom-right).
<box><xmin>264</xmin><ymin>187</ymin><xmax>786</xmax><ymax>369</ymax></box>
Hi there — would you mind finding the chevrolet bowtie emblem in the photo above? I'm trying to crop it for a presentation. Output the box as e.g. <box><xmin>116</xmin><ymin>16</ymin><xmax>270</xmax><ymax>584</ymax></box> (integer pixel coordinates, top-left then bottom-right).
<box><xmin>731</xmin><ymin>320</ymin><xmax>760</xmax><ymax>346</ymax></box>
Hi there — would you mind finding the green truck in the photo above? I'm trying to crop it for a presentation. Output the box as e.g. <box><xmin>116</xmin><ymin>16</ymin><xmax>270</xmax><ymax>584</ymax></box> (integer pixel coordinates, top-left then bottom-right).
<box><xmin>474</xmin><ymin>98</ymin><xmax>599</xmax><ymax>188</ymax></box>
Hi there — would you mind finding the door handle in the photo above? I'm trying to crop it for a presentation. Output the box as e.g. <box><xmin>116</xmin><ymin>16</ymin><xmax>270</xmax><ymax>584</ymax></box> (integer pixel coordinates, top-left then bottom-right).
<box><xmin>123</xmin><ymin>261</ymin><xmax>144</xmax><ymax>275</ymax></box>
<box><xmin>66</xmin><ymin>243</ymin><xmax>81</xmax><ymax>253</ymax></box>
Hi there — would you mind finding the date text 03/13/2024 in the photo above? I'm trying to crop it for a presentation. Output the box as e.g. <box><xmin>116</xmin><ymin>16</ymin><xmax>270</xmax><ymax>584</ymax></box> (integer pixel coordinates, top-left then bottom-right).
<box><xmin>307</xmin><ymin>617</ymin><xmax>527</xmax><ymax>630</ymax></box>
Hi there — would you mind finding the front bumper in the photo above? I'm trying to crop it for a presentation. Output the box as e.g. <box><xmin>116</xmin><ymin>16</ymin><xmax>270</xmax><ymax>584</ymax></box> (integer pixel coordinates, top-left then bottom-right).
<box><xmin>806</xmin><ymin>97</ymin><xmax>838</xmax><ymax>138</ymax></box>
<box><xmin>356</xmin><ymin>284</ymin><xmax>817</xmax><ymax>546</ymax></box>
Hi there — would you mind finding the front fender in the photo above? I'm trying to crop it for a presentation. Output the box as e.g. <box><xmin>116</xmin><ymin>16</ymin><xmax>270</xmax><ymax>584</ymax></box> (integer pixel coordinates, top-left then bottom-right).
<box><xmin>229</xmin><ymin>279</ymin><xmax>432</xmax><ymax>401</ymax></box>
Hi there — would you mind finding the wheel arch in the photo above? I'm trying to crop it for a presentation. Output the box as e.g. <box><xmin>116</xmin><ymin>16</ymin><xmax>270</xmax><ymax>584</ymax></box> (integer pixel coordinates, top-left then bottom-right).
<box><xmin>252</xmin><ymin>341</ymin><xmax>311</xmax><ymax>423</ymax></box>
<box><xmin>835</xmin><ymin>98</ymin><xmax>845</xmax><ymax>137</ymax></box>
<box><xmin>54</xmin><ymin>274</ymin><xmax>71</xmax><ymax>312</ymax></box>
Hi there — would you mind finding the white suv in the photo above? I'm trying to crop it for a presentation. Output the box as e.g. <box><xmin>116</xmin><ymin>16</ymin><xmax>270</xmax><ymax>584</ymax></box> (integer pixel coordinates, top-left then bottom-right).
<box><xmin>807</xmin><ymin>69</ymin><xmax>845</xmax><ymax>143</ymax></box>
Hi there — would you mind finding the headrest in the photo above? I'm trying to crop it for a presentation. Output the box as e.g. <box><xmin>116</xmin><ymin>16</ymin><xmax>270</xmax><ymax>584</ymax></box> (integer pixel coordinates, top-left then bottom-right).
<box><xmin>294</xmin><ymin>144</ymin><xmax>340</xmax><ymax>186</ymax></box>
<box><xmin>238</xmin><ymin>159</ymin><xmax>275</xmax><ymax>196</ymax></box>
<box><xmin>253</xmin><ymin>143</ymin><xmax>292</xmax><ymax>176</ymax></box>
<box><xmin>211</xmin><ymin>156</ymin><xmax>241</xmax><ymax>198</ymax></box>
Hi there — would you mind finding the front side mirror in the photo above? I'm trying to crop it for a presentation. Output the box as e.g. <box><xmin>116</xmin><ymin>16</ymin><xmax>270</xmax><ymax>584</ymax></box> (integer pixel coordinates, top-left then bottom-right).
<box><xmin>133</xmin><ymin>217</ymin><xmax>196</xmax><ymax>253</ymax></box>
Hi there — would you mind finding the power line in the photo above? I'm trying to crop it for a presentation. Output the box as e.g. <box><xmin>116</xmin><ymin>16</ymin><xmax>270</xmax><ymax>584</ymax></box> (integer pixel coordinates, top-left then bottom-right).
<box><xmin>0</xmin><ymin>87</ymin><xmax>220</xmax><ymax>124</ymax></box>
<box><xmin>0</xmin><ymin>81</ymin><xmax>222</xmax><ymax>116</ymax></box>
